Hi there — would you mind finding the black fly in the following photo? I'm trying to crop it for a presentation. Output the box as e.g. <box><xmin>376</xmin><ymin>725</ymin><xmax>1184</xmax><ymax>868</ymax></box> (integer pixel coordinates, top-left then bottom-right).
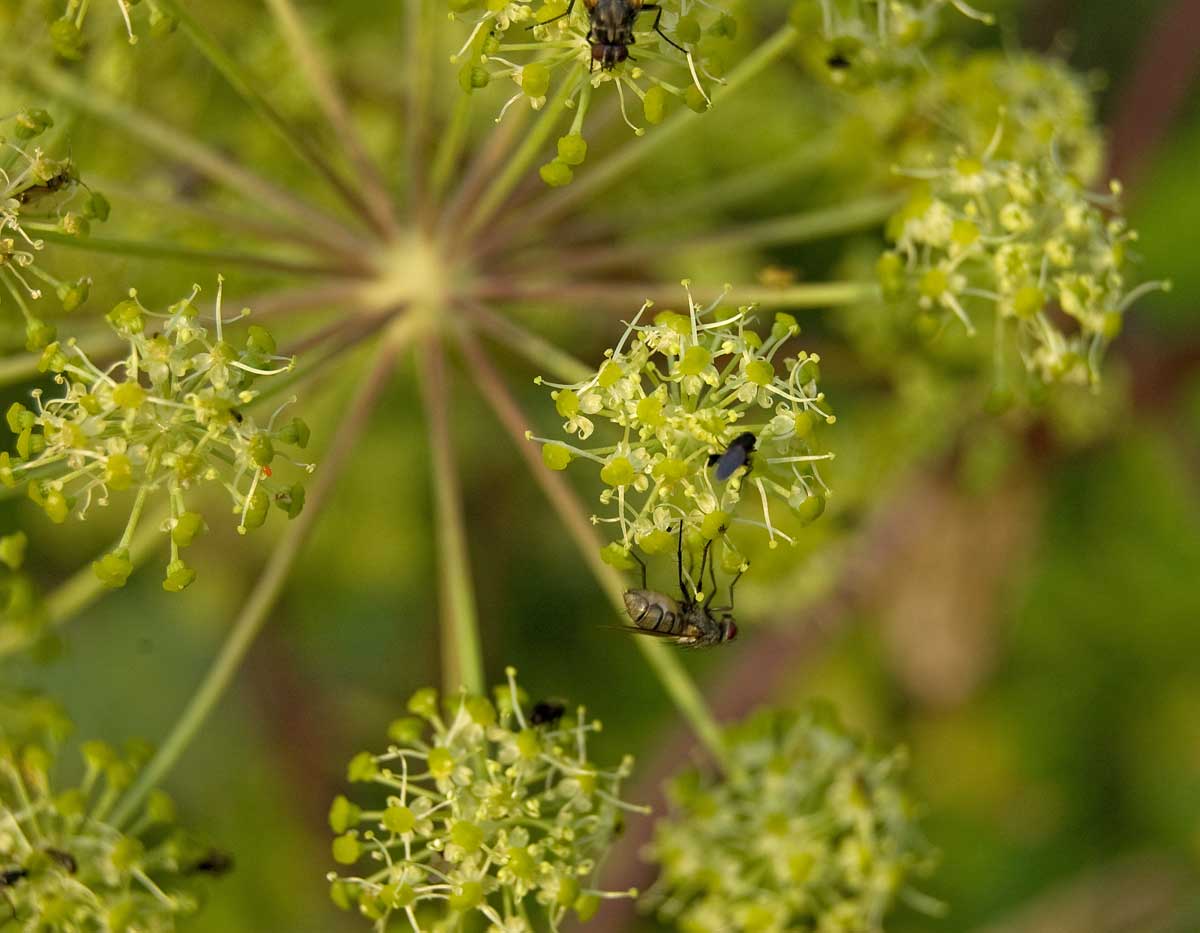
<box><xmin>532</xmin><ymin>0</ymin><xmax>686</xmax><ymax>71</ymax></box>
<box><xmin>530</xmin><ymin>699</ymin><xmax>567</xmax><ymax>727</ymax></box>
<box><xmin>708</xmin><ymin>432</ymin><xmax>756</xmax><ymax>481</ymax></box>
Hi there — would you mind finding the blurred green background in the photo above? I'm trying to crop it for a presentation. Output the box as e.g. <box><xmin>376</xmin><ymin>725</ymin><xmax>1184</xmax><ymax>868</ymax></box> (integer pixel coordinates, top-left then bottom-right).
<box><xmin>3</xmin><ymin>0</ymin><xmax>1200</xmax><ymax>930</ymax></box>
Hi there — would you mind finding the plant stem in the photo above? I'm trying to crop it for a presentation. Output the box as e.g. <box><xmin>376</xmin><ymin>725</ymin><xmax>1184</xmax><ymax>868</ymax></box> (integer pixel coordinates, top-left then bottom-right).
<box><xmin>462</xmin><ymin>298</ymin><xmax>592</xmax><ymax>383</ymax></box>
<box><xmin>14</xmin><ymin>56</ymin><xmax>366</xmax><ymax>256</ymax></box>
<box><xmin>416</xmin><ymin>339</ymin><xmax>486</xmax><ymax>695</ymax></box>
<box><xmin>535</xmin><ymin>193</ymin><xmax>903</xmax><ymax>275</ymax></box>
<box><xmin>459</xmin><ymin>330</ymin><xmax>728</xmax><ymax>767</ymax></box>
<box><xmin>491</xmin><ymin>24</ymin><xmax>798</xmax><ymax>244</ymax></box>
<box><xmin>462</xmin><ymin>68</ymin><xmax>582</xmax><ymax>238</ymax></box>
<box><xmin>429</xmin><ymin>92</ymin><xmax>474</xmax><ymax>204</ymax></box>
<box><xmin>28</xmin><ymin>227</ymin><xmax>358</xmax><ymax>278</ymax></box>
<box><xmin>263</xmin><ymin>0</ymin><xmax>399</xmax><ymax>238</ymax></box>
<box><xmin>153</xmin><ymin>0</ymin><xmax>383</xmax><ymax>237</ymax></box>
<box><xmin>406</xmin><ymin>0</ymin><xmax>437</xmax><ymax>213</ymax></box>
<box><xmin>108</xmin><ymin>339</ymin><xmax>403</xmax><ymax>828</ymax></box>
<box><xmin>474</xmin><ymin>279</ymin><xmax>879</xmax><ymax>309</ymax></box>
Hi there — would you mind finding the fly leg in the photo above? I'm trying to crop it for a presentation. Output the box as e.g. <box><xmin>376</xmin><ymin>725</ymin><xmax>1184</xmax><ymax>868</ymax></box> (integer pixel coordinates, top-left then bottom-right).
<box><xmin>529</xmin><ymin>0</ymin><xmax>577</xmax><ymax>28</ymax></box>
<box><xmin>641</xmin><ymin>4</ymin><xmax>687</xmax><ymax>54</ymax></box>
<box><xmin>676</xmin><ymin>520</ymin><xmax>690</xmax><ymax>601</ymax></box>
<box><xmin>710</xmin><ymin>565</ymin><xmax>746</xmax><ymax>613</ymax></box>
<box><xmin>629</xmin><ymin>548</ymin><xmax>648</xmax><ymax>590</ymax></box>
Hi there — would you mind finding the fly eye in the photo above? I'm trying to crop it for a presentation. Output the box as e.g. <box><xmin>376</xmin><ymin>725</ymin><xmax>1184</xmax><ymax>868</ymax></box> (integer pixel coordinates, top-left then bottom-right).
<box><xmin>614</xmin><ymin>46</ymin><xmax>629</xmax><ymax>63</ymax></box>
<box><xmin>725</xmin><ymin>620</ymin><xmax>738</xmax><ymax>641</ymax></box>
<box><xmin>592</xmin><ymin>44</ymin><xmax>606</xmax><ymax>60</ymax></box>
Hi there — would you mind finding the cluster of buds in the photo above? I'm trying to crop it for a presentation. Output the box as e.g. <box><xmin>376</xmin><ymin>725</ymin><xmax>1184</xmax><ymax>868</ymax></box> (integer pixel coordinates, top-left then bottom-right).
<box><xmin>647</xmin><ymin>705</ymin><xmax>937</xmax><ymax>932</ymax></box>
<box><xmin>2</xmin><ymin>107</ymin><xmax>105</xmax><ymax>349</ymax></box>
<box><xmin>791</xmin><ymin>0</ymin><xmax>994</xmax><ymax>86</ymax></box>
<box><xmin>447</xmin><ymin>0</ymin><xmax>737</xmax><ymax>183</ymax></box>
<box><xmin>879</xmin><ymin>135</ymin><xmax>1168</xmax><ymax>386</ymax></box>
<box><xmin>328</xmin><ymin>669</ymin><xmax>643</xmax><ymax>932</ymax></box>
<box><xmin>904</xmin><ymin>52</ymin><xmax>1105</xmax><ymax>185</ymax></box>
<box><xmin>4</xmin><ymin>278</ymin><xmax>312</xmax><ymax>592</ymax></box>
<box><xmin>0</xmin><ymin>720</ymin><xmax>223</xmax><ymax>931</ymax></box>
<box><xmin>42</xmin><ymin>0</ymin><xmax>178</xmax><ymax>59</ymax></box>
<box><xmin>531</xmin><ymin>285</ymin><xmax>834</xmax><ymax>576</ymax></box>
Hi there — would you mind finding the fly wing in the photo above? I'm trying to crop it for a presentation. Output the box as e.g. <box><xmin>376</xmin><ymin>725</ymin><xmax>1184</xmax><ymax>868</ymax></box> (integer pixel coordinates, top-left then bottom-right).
<box><xmin>597</xmin><ymin>625</ymin><xmax>691</xmax><ymax>645</ymax></box>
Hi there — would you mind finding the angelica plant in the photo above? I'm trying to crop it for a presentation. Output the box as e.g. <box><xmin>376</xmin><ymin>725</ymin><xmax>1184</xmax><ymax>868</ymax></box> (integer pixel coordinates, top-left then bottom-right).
<box><xmin>0</xmin><ymin>0</ymin><xmax>1169</xmax><ymax>930</ymax></box>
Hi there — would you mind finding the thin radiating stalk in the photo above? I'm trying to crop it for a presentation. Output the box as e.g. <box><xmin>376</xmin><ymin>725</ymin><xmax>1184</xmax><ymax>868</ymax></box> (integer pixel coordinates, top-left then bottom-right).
<box><xmin>459</xmin><ymin>330</ymin><xmax>728</xmax><ymax>766</ymax></box>
<box><xmin>15</xmin><ymin>57</ymin><xmax>367</xmax><ymax>256</ymax></box>
<box><xmin>406</xmin><ymin>0</ymin><xmax>437</xmax><ymax>213</ymax></box>
<box><xmin>263</xmin><ymin>0</ymin><xmax>400</xmax><ymax>238</ymax></box>
<box><xmin>429</xmin><ymin>92</ymin><xmax>474</xmax><ymax>204</ymax></box>
<box><xmin>474</xmin><ymin>279</ymin><xmax>879</xmax><ymax>309</ymax></box>
<box><xmin>28</xmin><ymin>227</ymin><xmax>361</xmax><ymax>279</ymax></box>
<box><xmin>109</xmin><ymin>338</ymin><xmax>405</xmax><ymax>828</ymax></box>
<box><xmin>437</xmin><ymin>104</ymin><xmax>530</xmax><ymax>238</ymax></box>
<box><xmin>154</xmin><ymin>0</ymin><xmax>386</xmax><ymax>237</ymax></box>
<box><xmin>416</xmin><ymin>339</ymin><xmax>486</xmax><ymax>696</ymax></box>
<box><xmin>92</xmin><ymin>176</ymin><xmax>350</xmax><ymax>259</ymax></box>
<box><xmin>485</xmin><ymin>25</ymin><xmax>799</xmax><ymax>245</ymax></box>
<box><xmin>462</xmin><ymin>298</ymin><xmax>592</xmax><ymax>383</ymax></box>
<box><xmin>506</xmin><ymin>193</ymin><xmax>904</xmax><ymax>274</ymax></box>
<box><xmin>461</xmin><ymin>69</ymin><xmax>583</xmax><ymax>238</ymax></box>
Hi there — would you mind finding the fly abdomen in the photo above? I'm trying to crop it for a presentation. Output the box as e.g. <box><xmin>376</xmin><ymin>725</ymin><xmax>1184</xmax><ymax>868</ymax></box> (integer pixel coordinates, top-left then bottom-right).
<box><xmin>623</xmin><ymin>589</ymin><xmax>684</xmax><ymax>635</ymax></box>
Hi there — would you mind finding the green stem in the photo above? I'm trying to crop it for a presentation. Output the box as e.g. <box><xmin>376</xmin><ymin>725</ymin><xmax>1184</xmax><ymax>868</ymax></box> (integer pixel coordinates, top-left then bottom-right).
<box><xmin>108</xmin><ymin>340</ymin><xmax>402</xmax><ymax>828</ymax></box>
<box><xmin>492</xmin><ymin>25</ymin><xmax>798</xmax><ymax>243</ymax></box>
<box><xmin>462</xmin><ymin>297</ymin><xmax>592</xmax><ymax>383</ymax></box>
<box><xmin>462</xmin><ymin>68</ymin><xmax>582</xmax><ymax>238</ymax></box>
<box><xmin>416</xmin><ymin>338</ymin><xmax>485</xmax><ymax>695</ymax></box>
<box><xmin>262</xmin><ymin>0</ymin><xmax>399</xmax><ymax>238</ymax></box>
<box><xmin>13</xmin><ymin>56</ymin><xmax>366</xmax><ymax>256</ymax></box>
<box><xmin>429</xmin><ymin>92</ymin><xmax>474</xmax><ymax>204</ymax></box>
<box><xmin>475</xmin><ymin>279</ymin><xmax>879</xmax><ymax>309</ymax></box>
<box><xmin>152</xmin><ymin>0</ymin><xmax>383</xmax><ymax>236</ymax></box>
<box><xmin>27</xmin><ymin>227</ymin><xmax>357</xmax><ymax>278</ymax></box>
<box><xmin>459</xmin><ymin>330</ymin><xmax>727</xmax><ymax>767</ymax></box>
<box><xmin>544</xmin><ymin>193</ymin><xmax>903</xmax><ymax>275</ymax></box>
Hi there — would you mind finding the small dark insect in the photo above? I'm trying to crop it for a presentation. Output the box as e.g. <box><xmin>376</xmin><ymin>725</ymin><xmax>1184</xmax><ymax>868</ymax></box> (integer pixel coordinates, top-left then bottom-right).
<box><xmin>827</xmin><ymin>52</ymin><xmax>852</xmax><ymax>69</ymax></box>
<box><xmin>619</xmin><ymin>524</ymin><xmax>743</xmax><ymax>649</ymax></box>
<box><xmin>530</xmin><ymin>699</ymin><xmax>567</xmax><ymax>727</ymax></box>
<box><xmin>708</xmin><ymin>431</ymin><xmax>756</xmax><ymax>482</ymax></box>
<box><xmin>16</xmin><ymin>170</ymin><xmax>73</xmax><ymax>205</ymax></box>
<box><xmin>1</xmin><ymin>869</ymin><xmax>27</xmax><ymax>924</ymax></box>
<box><xmin>532</xmin><ymin>0</ymin><xmax>687</xmax><ymax>71</ymax></box>
<box><xmin>44</xmin><ymin>849</ymin><xmax>77</xmax><ymax>874</ymax></box>
<box><xmin>188</xmin><ymin>849</ymin><xmax>235</xmax><ymax>877</ymax></box>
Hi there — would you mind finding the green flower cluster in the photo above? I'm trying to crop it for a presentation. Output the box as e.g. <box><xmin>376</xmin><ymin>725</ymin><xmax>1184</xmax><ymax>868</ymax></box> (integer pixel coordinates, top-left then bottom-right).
<box><xmin>328</xmin><ymin>669</ymin><xmax>642</xmax><ymax>933</ymax></box>
<box><xmin>1</xmin><ymin>107</ymin><xmax>103</xmax><ymax>349</ymax></box>
<box><xmin>878</xmin><ymin>138</ymin><xmax>1168</xmax><ymax>386</ymax></box>
<box><xmin>42</xmin><ymin>0</ymin><xmax>178</xmax><ymax>59</ymax></box>
<box><xmin>447</xmin><ymin>0</ymin><xmax>738</xmax><ymax>183</ymax></box>
<box><xmin>5</xmin><ymin>278</ymin><xmax>311</xmax><ymax>592</ymax></box>
<box><xmin>792</xmin><ymin>0</ymin><xmax>994</xmax><ymax>86</ymax></box>
<box><xmin>0</xmin><ymin>721</ymin><xmax>221</xmax><ymax>932</ymax></box>
<box><xmin>647</xmin><ymin>706</ymin><xmax>937</xmax><ymax>933</ymax></box>
<box><xmin>532</xmin><ymin>286</ymin><xmax>834</xmax><ymax>573</ymax></box>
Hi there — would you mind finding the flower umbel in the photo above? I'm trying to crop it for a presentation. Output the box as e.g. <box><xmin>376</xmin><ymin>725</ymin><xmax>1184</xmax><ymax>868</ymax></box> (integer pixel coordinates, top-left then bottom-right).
<box><xmin>328</xmin><ymin>669</ymin><xmax>643</xmax><ymax>932</ymax></box>
<box><xmin>6</xmin><ymin>278</ymin><xmax>312</xmax><ymax>591</ymax></box>
<box><xmin>1</xmin><ymin>107</ymin><xmax>103</xmax><ymax>349</ymax></box>
<box><xmin>647</xmin><ymin>705</ymin><xmax>937</xmax><ymax>932</ymax></box>
<box><xmin>0</xmin><ymin>723</ymin><xmax>220</xmax><ymax>932</ymax></box>
<box><xmin>532</xmin><ymin>286</ymin><xmax>834</xmax><ymax>568</ymax></box>
<box><xmin>449</xmin><ymin>0</ymin><xmax>737</xmax><ymax>183</ymax></box>
<box><xmin>44</xmin><ymin>0</ymin><xmax>178</xmax><ymax>58</ymax></box>
<box><xmin>880</xmin><ymin>137</ymin><xmax>1169</xmax><ymax>386</ymax></box>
